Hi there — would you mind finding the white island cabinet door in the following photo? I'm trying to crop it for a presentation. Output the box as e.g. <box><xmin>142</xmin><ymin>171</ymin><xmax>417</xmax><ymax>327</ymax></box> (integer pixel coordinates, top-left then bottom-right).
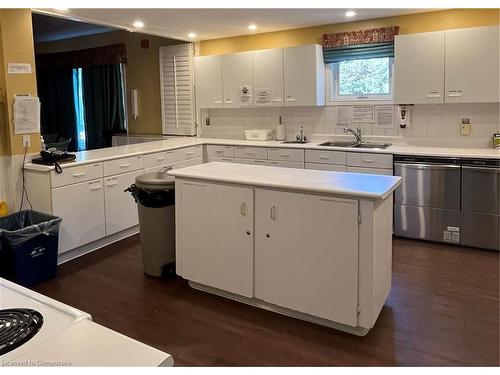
<box><xmin>445</xmin><ymin>25</ymin><xmax>500</xmax><ymax>103</ymax></box>
<box><xmin>254</xmin><ymin>189</ymin><xmax>359</xmax><ymax>327</ymax></box>
<box><xmin>104</xmin><ymin>170</ymin><xmax>144</xmax><ymax>236</ymax></box>
<box><xmin>52</xmin><ymin>179</ymin><xmax>106</xmax><ymax>254</ymax></box>
<box><xmin>177</xmin><ymin>180</ymin><xmax>254</xmax><ymax>297</ymax></box>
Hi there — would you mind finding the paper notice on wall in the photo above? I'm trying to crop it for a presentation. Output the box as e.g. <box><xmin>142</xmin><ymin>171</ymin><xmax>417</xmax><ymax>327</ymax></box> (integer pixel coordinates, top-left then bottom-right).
<box><xmin>14</xmin><ymin>96</ymin><xmax>40</xmax><ymax>134</ymax></box>
<box><xmin>352</xmin><ymin>105</ymin><xmax>374</xmax><ymax>123</ymax></box>
<box><xmin>375</xmin><ymin>106</ymin><xmax>395</xmax><ymax>129</ymax></box>
<box><xmin>336</xmin><ymin>106</ymin><xmax>352</xmax><ymax>126</ymax></box>
<box><xmin>8</xmin><ymin>63</ymin><xmax>32</xmax><ymax>74</ymax></box>
<box><xmin>238</xmin><ymin>85</ymin><xmax>253</xmax><ymax>105</ymax></box>
<box><xmin>254</xmin><ymin>88</ymin><xmax>273</xmax><ymax>105</ymax></box>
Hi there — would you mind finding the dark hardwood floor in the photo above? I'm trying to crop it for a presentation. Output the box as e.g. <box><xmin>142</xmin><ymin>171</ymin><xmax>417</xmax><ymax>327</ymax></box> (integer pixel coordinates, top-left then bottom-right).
<box><xmin>34</xmin><ymin>235</ymin><xmax>499</xmax><ymax>366</ymax></box>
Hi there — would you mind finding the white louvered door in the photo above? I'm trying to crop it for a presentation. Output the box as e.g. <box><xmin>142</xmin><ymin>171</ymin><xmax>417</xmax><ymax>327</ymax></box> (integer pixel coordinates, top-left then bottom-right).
<box><xmin>159</xmin><ymin>44</ymin><xmax>196</xmax><ymax>135</ymax></box>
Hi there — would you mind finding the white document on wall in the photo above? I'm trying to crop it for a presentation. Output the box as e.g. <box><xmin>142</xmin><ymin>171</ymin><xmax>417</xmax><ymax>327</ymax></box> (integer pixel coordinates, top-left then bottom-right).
<box><xmin>352</xmin><ymin>105</ymin><xmax>374</xmax><ymax>123</ymax></box>
<box><xmin>254</xmin><ymin>88</ymin><xmax>273</xmax><ymax>105</ymax></box>
<box><xmin>238</xmin><ymin>85</ymin><xmax>253</xmax><ymax>105</ymax></box>
<box><xmin>336</xmin><ymin>106</ymin><xmax>352</xmax><ymax>126</ymax></box>
<box><xmin>375</xmin><ymin>106</ymin><xmax>395</xmax><ymax>129</ymax></box>
<box><xmin>14</xmin><ymin>95</ymin><xmax>40</xmax><ymax>134</ymax></box>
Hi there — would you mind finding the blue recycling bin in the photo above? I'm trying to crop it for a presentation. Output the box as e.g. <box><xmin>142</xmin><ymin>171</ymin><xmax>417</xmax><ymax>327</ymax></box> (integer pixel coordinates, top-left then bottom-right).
<box><xmin>0</xmin><ymin>210</ymin><xmax>62</xmax><ymax>287</ymax></box>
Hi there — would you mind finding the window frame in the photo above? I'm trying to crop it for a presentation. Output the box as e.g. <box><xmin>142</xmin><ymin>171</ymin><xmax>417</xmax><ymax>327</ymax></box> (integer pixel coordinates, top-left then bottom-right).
<box><xmin>325</xmin><ymin>57</ymin><xmax>394</xmax><ymax>104</ymax></box>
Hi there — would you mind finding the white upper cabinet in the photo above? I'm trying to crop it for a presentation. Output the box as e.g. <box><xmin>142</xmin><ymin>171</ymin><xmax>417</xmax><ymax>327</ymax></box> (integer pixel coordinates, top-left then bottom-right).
<box><xmin>283</xmin><ymin>44</ymin><xmax>325</xmax><ymax>107</ymax></box>
<box><xmin>221</xmin><ymin>51</ymin><xmax>253</xmax><ymax>108</ymax></box>
<box><xmin>445</xmin><ymin>25</ymin><xmax>499</xmax><ymax>103</ymax></box>
<box><xmin>253</xmin><ymin>48</ymin><xmax>284</xmax><ymax>107</ymax></box>
<box><xmin>395</xmin><ymin>25</ymin><xmax>500</xmax><ymax>104</ymax></box>
<box><xmin>194</xmin><ymin>55</ymin><xmax>223</xmax><ymax>109</ymax></box>
<box><xmin>394</xmin><ymin>31</ymin><xmax>445</xmax><ymax>104</ymax></box>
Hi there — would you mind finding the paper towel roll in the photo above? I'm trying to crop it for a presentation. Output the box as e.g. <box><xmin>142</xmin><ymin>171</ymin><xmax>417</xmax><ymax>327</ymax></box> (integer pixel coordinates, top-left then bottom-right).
<box><xmin>276</xmin><ymin>124</ymin><xmax>285</xmax><ymax>141</ymax></box>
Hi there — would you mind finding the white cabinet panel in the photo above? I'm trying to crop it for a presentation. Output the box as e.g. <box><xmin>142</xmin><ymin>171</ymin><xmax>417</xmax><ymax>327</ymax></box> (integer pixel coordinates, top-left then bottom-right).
<box><xmin>51</xmin><ymin>163</ymin><xmax>103</xmax><ymax>188</ymax></box>
<box><xmin>346</xmin><ymin>152</ymin><xmax>393</xmax><ymax>169</ymax></box>
<box><xmin>254</xmin><ymin>189</ymin><xmax>359</xmax><ymax>326</ymax></box>
<box><xmin>103</xmin><ymin>156</ymin><xmax>144</xmax><ymax>177</ymax></box>
<box><xmin>206</xmin><ymin>145</ymin><xmax>235</xmax><ymax>158</ymax></box>
<box><xmin>52</xmin><ymin>179</ymin><xmax>106</xmax><ymax>254</ymax></box>
<box><xmin>194</xmin><ymin>55</ymin><xmax>223</xmax><ymax>109</ymax></box>
<box><xmin>104</xmin><ymin>170</ymin><xmax>143</xmax><ymax>236</ymax></box>
<box><xmin>445</xmin><ymin>25</ymin><xmax>500</xmax><ymax>103</ymax></box>
<box><xmin>253</xmin><ymin>48</ymin><xmax>284</xmax><ymax>106</ymax></box>
<box><xmin>268</xmin><ymin>147</ymin><xmax>304</xmax><ymax>162</ymax></box>
<box><xmin>394</xmin><ymin>31</ymin><xmax>445</xmax><ymax>104</ymax></box>
<box><xmin>177</xmin><ymin>181</ymin><xmax>254</xmax><ymax>297</ymax></box>
<box><xmin>267</xmin><ymin>160</ymin><xmax>304</xmax><ymax>169</ymax></box>
<box><xmin>306</xmin><ymin>163</ymin><xmax>347</xmax><ymax>172</ymax></box>
<box><xmin>306</xmin><ymin>149</ymin><xmax>346</xmax><ymax>165</ymax></box>
<box><xmin>284</xmin><ymin>44</ymin><xmax>325</xmax><ymax>106</ymax></box>
<box><xmin>221</xmin><ymin>51</ymin><xmax>253</xmax><ymax>108</ymax></box>
<box><xmin>234</xmin><ymin>146</ymin><xmax>268</xmax><ymax>160</ymax></box>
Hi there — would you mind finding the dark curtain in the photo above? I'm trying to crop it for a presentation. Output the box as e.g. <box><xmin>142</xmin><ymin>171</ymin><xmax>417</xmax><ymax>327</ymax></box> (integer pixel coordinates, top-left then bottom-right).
<box><xmin>36</xmin><ymin>66</ymin><xmax>78</xmax><ymax>151</ymax></box>
<box><xmin>82</xmin><ymin>64</ymin><xmax>126</xmax><ymax>150</ymax></box>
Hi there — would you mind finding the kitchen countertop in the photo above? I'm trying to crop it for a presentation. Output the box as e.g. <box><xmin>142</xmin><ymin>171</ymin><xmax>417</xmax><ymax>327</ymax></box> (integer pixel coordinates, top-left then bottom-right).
<box><xmin>168</xmin><ymin>162</ymin><xmax>401</xmax><ymax>199</ymax></box>
<box><xmin>24</xmin><ymin>136</ymin><xmax>500</xmax><ymax>172</ymax></box>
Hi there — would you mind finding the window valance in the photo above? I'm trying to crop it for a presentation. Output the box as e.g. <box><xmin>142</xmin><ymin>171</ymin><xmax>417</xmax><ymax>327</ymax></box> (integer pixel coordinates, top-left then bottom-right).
<box><xmin>322</xmin><ymin>26</ymin><xmax>399</xmax><ymax>63</ymax></box>
<box><xmin>36</xmin><ymin>44</ymin><xmax>127</xmax><ymax>70</ymax></box>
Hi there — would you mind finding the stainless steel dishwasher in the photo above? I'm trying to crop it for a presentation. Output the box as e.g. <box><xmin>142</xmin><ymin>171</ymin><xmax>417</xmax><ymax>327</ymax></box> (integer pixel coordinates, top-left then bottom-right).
<box><xmin>394</xmin><ymin>155</ymin><xmax>461</xmax><ymax>244</ymax></box>
<box><xmin>461</xmin><ymin>158</ymin><xmax>500</xmax><ymax>251</ymax></box>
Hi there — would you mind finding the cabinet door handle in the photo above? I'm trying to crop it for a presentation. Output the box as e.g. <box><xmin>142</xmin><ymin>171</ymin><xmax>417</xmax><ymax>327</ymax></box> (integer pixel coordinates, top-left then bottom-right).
<box><xmin>448</xmin><ymin>90</ymin><xmax>462</xmax><ymax>97</ymax></box>
<box><xmin>72</xmin><ymin>172</ymin><xmax>86</xmax><ymax>177</ymax></box>
<box><xmin>213</xmin><ymin>100</ymin><xmax>223</xmax><ymax>104</ymax></box>
<box><xmin>427</xmin><ymin>91</ymin><xmax>441</xmax><ymax>98</ymax></box>
<box><xmin>270</xmin><ymin>205</ymin><xmax>277</xmax><ymax>220</ymax></box>
<box><xmin>362</xmin><ymin>159</ymin><xmax>375</xmax><ymax>163</ymax></box>
<box><xmin>106</xmin><ymin>180</ymin><xmax>118</xmax><ymax>187</ymax></box>
<box><xmin>215</xmin><ymin>150</ymin><xmax>224</xmax><ymax>154</ymax></box>
<box><xmin>240</xmin><ymin>202</ymin><xmax>247</xmax><ymax>217</ymax></box>
<box><xmin>279</xmin><ymin>154</ymin><xmax>290</xmax><ymax>157</ymax></box>
<box><xmin>156</xmin><ymin>156</ymin><xmax>166</xmax><ymax>161</ymax></box>
<box><xmin>225</xmin><ymin>99</ymin><xmax>233</xmax><ymax>104</ymax></box>
<box><xmin>319</xmin><ymin>156</ymin><xmax>331</xmax><ymax>160</ymax></box>
<box><xmin>273</xmin><ymin>98</ymin><xmax>282</xmax><ymax>102</ymax></box>
<box><xmin>285</xmin><ymin>97</ymin><xmax>296</xmax><ymax>102</ymax></box>
<box><xmin>244</xmin><ymin>152</ymin><xmax>255</xmax><ymax>155</ymax></box>
<box><xmin>186</xmin><ymin>151</ymin><xmax>195</xmax><ymax>156</ymax></box>
<box><xmin>89</xmin><ymin>184</ymin><xmax>102</xmax><ymax>191</ymax></box>
<box><xmin>119</xmin><ymin>163</ymin><xmax>131</xmax><ymax>168</ymax></box>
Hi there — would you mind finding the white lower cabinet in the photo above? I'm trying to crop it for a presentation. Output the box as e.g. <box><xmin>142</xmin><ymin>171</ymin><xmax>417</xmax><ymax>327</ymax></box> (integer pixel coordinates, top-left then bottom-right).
<box><xmin>52</xmin><ymin>179</ymin><xmax>106</xmax><ymax>254</ymax></box>
<box><xmin>177</xmin><ymin>181</ymin><xmax>254</xmax><ymax>297</ymax></box>
<box><xmin>347</xmin><ymin>167</ymin><xmax>393</xmax><ymax>175</ymax></box>
<box><xmin>104</xmin><ymin>170</ymin><xmax>144</xmax><ymax>236</ymax></box>
<box><xmin>306</xmin><ymin>163</ymin><xmax>347</xmax><ymax>172</ymax></box>
<box><xmin>254</xmin><ymin>189</ymin><xmax>359</xmax><ymax>326</ymax></box>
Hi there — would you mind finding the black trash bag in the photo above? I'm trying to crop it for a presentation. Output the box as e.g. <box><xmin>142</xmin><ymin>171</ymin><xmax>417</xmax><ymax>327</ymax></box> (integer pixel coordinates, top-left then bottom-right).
<box><xmin>125</xmin><ymin>184</ymin><xmax>175</xmax><ymax>208</ymax></box>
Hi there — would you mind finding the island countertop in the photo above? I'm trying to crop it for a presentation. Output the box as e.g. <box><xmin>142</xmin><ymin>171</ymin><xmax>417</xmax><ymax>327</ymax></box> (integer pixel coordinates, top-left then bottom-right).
<box><xmin>168</xmin><ymin>162</ymin><xmax>401</xmax><ymax>199</ymax></box>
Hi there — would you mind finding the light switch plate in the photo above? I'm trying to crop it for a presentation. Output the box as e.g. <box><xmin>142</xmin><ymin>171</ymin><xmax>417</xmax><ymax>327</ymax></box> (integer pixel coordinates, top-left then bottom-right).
<box><xmin>460</xmin><ymin>118</ymin><xmax>471</xmax><ymax>136</ymax></box>
<box><xmin>22</xmin><ymin>135</ymin><xmax>31</xmax><ymax>148</ymax></box>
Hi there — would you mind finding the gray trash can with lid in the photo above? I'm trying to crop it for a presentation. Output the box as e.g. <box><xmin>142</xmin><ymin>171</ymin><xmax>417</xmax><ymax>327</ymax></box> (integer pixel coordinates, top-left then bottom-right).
<box><xmin>127</xmin><ymin>171</ymin><xmax>176</xmax><ymax>277</ymax></box>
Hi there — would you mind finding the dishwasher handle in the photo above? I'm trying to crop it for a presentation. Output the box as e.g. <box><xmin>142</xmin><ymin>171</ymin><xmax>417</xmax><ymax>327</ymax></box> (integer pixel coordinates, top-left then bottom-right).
<box><xmin>395</xmin><ymin>163</ymin><xmax>461</xmax><ymax>170</ymax></box>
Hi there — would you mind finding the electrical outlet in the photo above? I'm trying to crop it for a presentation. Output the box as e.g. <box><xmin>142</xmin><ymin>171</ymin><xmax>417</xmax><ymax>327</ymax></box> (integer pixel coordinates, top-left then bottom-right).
<box><xmin>22</xmin><ymin>135</ymin><xmax>31</xmax><ymax>148</ymax></box>
<box><xmin>205</xmin><ymin>117</ymin><xmax>210</xmax><ymax>126</ymax></box>
<box><xmin>460</xmin><ymin>117</ymin><xmax>471</xmax><ymax>136</ymax></box>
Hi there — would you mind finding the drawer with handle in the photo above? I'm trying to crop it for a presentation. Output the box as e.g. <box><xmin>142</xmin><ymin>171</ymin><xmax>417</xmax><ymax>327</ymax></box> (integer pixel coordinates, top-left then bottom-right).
<box><xmin>234</xmin><ymin>146</ymin><xmax>268</xmax><ymax>160</ymax></box>
<box><xmin>305</xmin><ymin>150</ymin><xmax>346</xmax><ymax>165</ymax></box>
<box><xmin>346</xmin><ymin>152</ymin><xmax>393</xmax><ymax>169</ymax></box>
<box><xmin>103</xmin><ymin>155</ymin><xmax>144</xmax><ymax>176</ymax></box>
<box><xmin>181</xmin><ymin>145</ymin><xmax>203</xmax><ymax>160</ymax></box>
<box><xmin>51</xmin><ymin>162</ymin><xmax>103</xmax><ymax>188</ymax></box>
<box><xmin>268</xmin><ymin>148</ymin><xmax>304</xmax><ymax>162</ymax></box>
<box><xmin>206</xmin><ymin>145</ymin><xmax>235</xmax><ymax>158</ymax></box>
<box><xmin>143</xmin><ymin>149</ymin><xmax>184</xmax><ymax>169</ymax></box>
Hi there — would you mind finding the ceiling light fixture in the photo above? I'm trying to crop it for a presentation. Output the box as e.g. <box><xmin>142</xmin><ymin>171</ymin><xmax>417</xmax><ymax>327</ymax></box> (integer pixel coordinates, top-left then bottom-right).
<box><xmin>187</xmin><ymin>32</ymin><xmax>197</xmax><ymax>38</ymax></box>
<box><xmin>133</xmin><ymin>20</ymin><xmax>144</xmax><ymax>28</ymax></box>
<box><xmin>248</xmin><ymin>24</ymin><xmax>257</xmax><ymax>31</ymax></box>
<box><xmin>345</xmin><ymin>11</ymin><xmax>356</xmax><ymax>18</ymax></box>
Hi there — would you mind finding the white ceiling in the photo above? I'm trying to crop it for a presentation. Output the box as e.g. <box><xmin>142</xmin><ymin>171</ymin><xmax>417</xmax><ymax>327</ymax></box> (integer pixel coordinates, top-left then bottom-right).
<box><xmin>33</xmin><ymin>8</ymin><xmax>436</xmax><ymax>42</ymax></box>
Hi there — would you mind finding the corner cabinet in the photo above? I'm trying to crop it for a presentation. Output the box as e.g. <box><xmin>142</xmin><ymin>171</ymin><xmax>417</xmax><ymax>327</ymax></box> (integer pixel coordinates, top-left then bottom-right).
<box><xmin>395</xmin><ymin>25</ymin><xmax>499</xmax><ymax>104</ymax></box>
<box><xmin>283</xmin><ymin>44</ymin><xmax>325</xmax><ymax>106</ymax></box>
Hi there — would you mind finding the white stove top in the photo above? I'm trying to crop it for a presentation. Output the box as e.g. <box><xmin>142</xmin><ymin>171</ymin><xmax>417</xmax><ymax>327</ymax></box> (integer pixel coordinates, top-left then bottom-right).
<box><xmin>0</xmin><ymin>278</ymin><xmax>90</xmax><ymax>363</ymax></box>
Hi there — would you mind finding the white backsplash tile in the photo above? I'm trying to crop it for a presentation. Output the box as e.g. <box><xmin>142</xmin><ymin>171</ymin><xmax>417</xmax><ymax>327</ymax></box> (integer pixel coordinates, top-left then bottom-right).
<box><xmin>200</xmin><ymin>103</ymin><xmax>499</xmax><ymax>147</ymax></box>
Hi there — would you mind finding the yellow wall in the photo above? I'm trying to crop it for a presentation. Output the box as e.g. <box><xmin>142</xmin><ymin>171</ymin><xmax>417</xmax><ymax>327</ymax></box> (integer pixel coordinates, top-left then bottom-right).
<box><xmin>0</xmin><ymin>9</ymin><xmax>40</xmax><ymax>155</ymax></box>
<box><xmin>200</xmin><ymin>9</ymin><xmax>500</xmax><ymax>56</ymax></box>
<box><xmin>35</xmin><ymin>30</ymin><xmax>182</xmax><ymax>136</ymax></box>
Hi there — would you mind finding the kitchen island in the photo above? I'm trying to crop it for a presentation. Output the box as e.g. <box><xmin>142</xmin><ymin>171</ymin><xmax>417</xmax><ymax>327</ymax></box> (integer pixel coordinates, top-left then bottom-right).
<box><xmin>168</xmin><ymin>162</ymin><xmax>401</xmax><ymax>335</ymax></box>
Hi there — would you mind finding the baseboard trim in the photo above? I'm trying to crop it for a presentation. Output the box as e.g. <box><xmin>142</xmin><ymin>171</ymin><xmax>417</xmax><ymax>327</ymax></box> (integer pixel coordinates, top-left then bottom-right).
<box><xmin>57</xmin><ymin>226</ymin><xmax>139</xmax><ymax>265</ymax></box>
<box><xmin>188</xmin><ymin>281</ymin><xmax>370</xmax><ymax>336</ymax></box>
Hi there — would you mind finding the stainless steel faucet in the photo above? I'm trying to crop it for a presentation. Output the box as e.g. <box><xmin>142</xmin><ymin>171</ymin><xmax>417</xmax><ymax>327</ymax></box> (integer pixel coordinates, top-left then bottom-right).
<box><xmin>343</xmin><ymin>127</ymin><xmax>362</xmax><ymax>144</ymax></box>
<box><xmin>296</xmin><ymin>125</ymin><xmax>307</xmax><ymax>142</ymax></box>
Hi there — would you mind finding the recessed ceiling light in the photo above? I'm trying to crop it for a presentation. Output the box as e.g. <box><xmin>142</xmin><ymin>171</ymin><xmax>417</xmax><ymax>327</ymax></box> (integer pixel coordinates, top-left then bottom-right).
<box><xmin>187</xmin><ymin>32</ymin><xmax>197</xmax><ymax>38</ymax></box>
<box><xmin>133</xmin><ymin>20</ymin><xmax>144</xmax><ymax>28</ymax></box>
<box><xmin>345</xmin><ymin>11</ymin><xmax>356</xmax><ymax>18</ymax></box>
<box><xmin>248</xmin><ymin>24</ymin><xmax>257</xmax><ymax>31</ymax></box>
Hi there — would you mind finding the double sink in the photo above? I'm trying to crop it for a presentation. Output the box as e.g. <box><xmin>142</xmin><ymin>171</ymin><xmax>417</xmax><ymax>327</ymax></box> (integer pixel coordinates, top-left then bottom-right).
<box><xmin>282</xmin><ymin>140</ymin><xmax>392</xmax><ymax>150</ymax></box>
